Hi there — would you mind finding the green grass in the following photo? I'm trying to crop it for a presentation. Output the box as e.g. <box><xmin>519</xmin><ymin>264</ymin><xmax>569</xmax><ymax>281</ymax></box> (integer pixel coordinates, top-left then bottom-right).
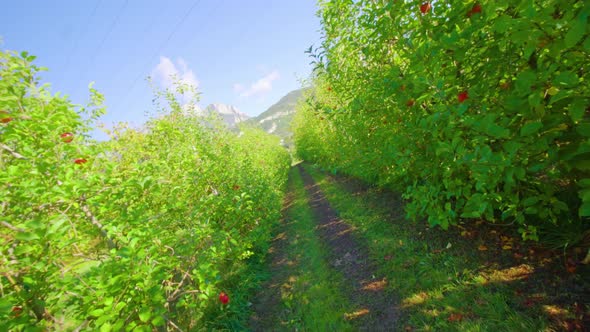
<box><xmin>248</xmin><ymin>167</ymin><xmax>355</xmax><ymax>331</ymax></box>
<box><xmin>278</xmin><ymin>167</ymin><xmax>354</xmax><ymax>330</ymax></box>
<box><xmin>303</xmin><ymin>164</ymin><xmax>549</xmax><ymax>332</ymax></box>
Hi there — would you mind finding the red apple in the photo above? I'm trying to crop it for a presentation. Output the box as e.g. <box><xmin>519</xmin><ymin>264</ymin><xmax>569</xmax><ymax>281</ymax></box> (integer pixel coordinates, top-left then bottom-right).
<box><xmin>0</xmin><ymin>110</ymin><xmax>12</xmax><ymax>123</ymax></box>
<box><xmin>12</xmin><ymin>306</ymin><xmax>22</xmax><ymax>317</ymax></box>
<box><xmin>60</xmin><ymin>132</ymin><xmax>74</xmax><ymax>143</ymax></box>
<box><xmin>458</xmin><ymin>91</ymin><xmax>469</xmax><ymax>103</ymax></box>
<box><xmin>468</xmin><ymin>3</ymin><xmax>482</xmax><ymax>16</ymax></box>
<box><xmin>420</xmin><ymin>2</ymin><xmax>431</xmax><ymax>14</ymax></box>
<box><xmin>74</xmin><ymin>158</ymin><xmax>88</xmax><ymax>165</ymax></box>
<box><xmin>219</xmin><ymin>292</ymin><xmax>229</xmax><ymax>304</ymax></box>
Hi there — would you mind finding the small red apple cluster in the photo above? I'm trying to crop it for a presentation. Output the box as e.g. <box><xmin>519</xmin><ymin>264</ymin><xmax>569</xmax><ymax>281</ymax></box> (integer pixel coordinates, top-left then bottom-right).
<box><xmin>59</xmin><ymin>132</ymin><xmax>87</xmax><ymax>165</ymax></box>
<box><xmin>468</xmin><ymin>4</ymin><xmax>482</xmax><ymax>17</ymax></box>
<box><xmin>0</xmin><ymin>110</ymin><xmax>12</xmax><ymax>123</ymax></box>
<box><xmin>11</xmin><ymin>306</ymin><xmax>22</xmax><ymax>317</ymax></box>
<box><xmin>420</xmin><ymin>2</ymin><xmax>431</xmax><ymax>14</ymax></box>
<box><xmin>2</xmin><ymin>112</ymin><xmax>87</xmax><ymax>165</ymax></box>
<box><xmin>219</xmin><ymin>292</ymin><xmax>229</xmax><ymax>304</ymax></box>
<box><xmin>60</xmin><ymin>132</ymin><xmax>74</xmax><ymax>143</ymax></box>
<box><xmin>458</xmin><ymin>91</ymin><xmax>469</xmax><ymax>103</ymax></box>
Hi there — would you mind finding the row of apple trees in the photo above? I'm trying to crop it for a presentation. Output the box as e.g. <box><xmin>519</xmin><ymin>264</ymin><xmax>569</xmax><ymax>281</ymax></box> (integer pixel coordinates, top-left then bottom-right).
<box><xmin>0</xmin><ymin>50</ymin><xmax>290</xmax><ymax>331</ymax></box>
<box><xmin>294</xmin><ymin>1</ymin><xmax>589</xmax><ymax>241</ymax></box>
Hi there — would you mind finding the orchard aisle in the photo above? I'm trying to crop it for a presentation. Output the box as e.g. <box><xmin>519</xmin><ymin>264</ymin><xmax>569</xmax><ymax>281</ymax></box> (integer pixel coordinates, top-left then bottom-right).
<box><xmin>249</xmin><ymin>164</ymin><xmax>399</xmax><ymax>331</ymax></box>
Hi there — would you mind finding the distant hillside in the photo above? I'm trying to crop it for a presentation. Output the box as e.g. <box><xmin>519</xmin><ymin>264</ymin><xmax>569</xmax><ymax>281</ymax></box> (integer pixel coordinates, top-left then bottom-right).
<box><xmin>247</xmin><ymin>88</ymin><xmax>307</xmax><ymax>145</ymax></box>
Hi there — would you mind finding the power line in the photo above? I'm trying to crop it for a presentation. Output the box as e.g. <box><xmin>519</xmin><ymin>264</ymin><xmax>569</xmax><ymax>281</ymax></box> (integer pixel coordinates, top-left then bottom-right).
<box><xmin>117</xmin><ymin>0</ymin><xmax>203</xmax><ymax>111</ymax></box>
<box><xmin>62</xmin><ymin>0</ymin><xmax>102</xmax><ymax>82</ymax></box>
<box><xmin>110</xmin><ymin>2</ymin><xmax>163</xmax><ymax>88</ymax></box>
<box><xmin>77</xmin><ymin>0</ymin><xmax>129</xmax><ymax>88</ymax></box>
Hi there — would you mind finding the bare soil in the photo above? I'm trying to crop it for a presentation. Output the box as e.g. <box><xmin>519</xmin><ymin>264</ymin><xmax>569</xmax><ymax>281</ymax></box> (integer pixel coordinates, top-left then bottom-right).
<box><xmin>297</xmin><ymin>164</ymin><xmax>399</xmax><ymax>331</ymax></box>
<box><xmin>324</xmin><ymin>168</ymin><xmax>590</xmax><ymax>331</ymax></box>
<box><xmin>249</xmin><ymin>165</ymin><xmax>400</xmax><ymax>331</ymax></box>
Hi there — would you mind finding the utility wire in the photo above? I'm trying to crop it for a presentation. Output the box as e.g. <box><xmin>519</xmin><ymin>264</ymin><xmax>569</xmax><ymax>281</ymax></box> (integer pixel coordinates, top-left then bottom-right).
<box><xmin>77</xmin><ymin>0</ymin><xmax>129</xmax><ymax>89</ymax></box>
<box><xmin>62</xmin><ymin>0</ymin><xmax>102</xmax><ymax>83</ymax></box>
<box><xmin>110</xmin><ymin>3</ymin><xmax>163</xmax><ymax>89</ymax></box>
<box><xmin>117</xmin><ymin>0</ymin><xmax>203</xmax><ymax>111</ymax></box>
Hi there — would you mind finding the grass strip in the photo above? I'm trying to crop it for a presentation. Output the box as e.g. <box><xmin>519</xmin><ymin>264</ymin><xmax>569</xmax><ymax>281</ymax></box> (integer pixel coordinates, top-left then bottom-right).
<box><xmin>304</xmin><ymin>164</ymin><xmax>549</xmax><ymax>331</ymax></box>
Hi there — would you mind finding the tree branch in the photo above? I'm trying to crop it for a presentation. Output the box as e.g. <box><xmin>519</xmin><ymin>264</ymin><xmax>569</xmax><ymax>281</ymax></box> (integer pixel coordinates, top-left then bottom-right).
<box><xmin>79</xmin><ymin>197</ymin><xmax>117</xmax><ymax>250</ymax></box>
<box><xmin>0</xmin><ymin>143</ymin><xmax>26</xmax><ymax>159</ymax></box>
<box><xmin>1</xmin><ymin>221</ymin><xmax>25</xmax><ymax>232</ymax></box>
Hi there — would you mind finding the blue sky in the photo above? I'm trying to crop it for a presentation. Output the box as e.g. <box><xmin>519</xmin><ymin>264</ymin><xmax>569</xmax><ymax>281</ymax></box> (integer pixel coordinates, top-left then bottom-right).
<box><xmin>0</xmin><ymin>0</ymin><xmax>321</xmax><ymax>136</ymax></box>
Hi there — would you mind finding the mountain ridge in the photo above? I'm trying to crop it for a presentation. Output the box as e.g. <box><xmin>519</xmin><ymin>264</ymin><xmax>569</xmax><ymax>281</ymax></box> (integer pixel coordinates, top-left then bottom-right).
<box><xmin>247</xmin><ymin>88</ymin><xmax>308</xmax><ymax>145</ymax></box>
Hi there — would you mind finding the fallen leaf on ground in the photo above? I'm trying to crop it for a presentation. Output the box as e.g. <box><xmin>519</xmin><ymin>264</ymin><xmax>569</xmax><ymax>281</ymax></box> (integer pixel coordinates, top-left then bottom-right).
<box><xmin>448</xmin><ymin>313</ymin><xmax>464</xmax><ymax>322</ymax></box>
<box><xmin>500</xmin><ymin>236</ymin><xmax>512</xmax><ymax>242</ymax></box>
<box><xmin>566</xmin><ymin>260</ymin><xmax>577</xmax><ymax>274</ymax></box>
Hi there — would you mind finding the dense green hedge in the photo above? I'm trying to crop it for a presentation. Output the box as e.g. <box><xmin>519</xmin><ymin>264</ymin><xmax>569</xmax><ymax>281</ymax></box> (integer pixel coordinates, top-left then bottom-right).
<box><xmin>0</xmin><ymin>50</ymin><xmax>290</xmax><ymax>330</ymax></box>
<box><xmin>294</xmin><ymin>1</ymin><xmax>590</xmax><ymax>240</ymax></box>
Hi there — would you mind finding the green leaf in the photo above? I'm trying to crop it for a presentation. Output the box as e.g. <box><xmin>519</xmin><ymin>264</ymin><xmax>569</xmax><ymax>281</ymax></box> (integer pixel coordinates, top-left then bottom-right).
<box><xmin>577</xmin><ymin>123</ymin><xmax>590</xmax><ymax>137</ymax></box>
<box><xmin>89</xmin><ymin>309</ymin><xmax>104</xmax><ymax>317</ymax></box>
<box><xmin>580</xmin><ymin>202</ymin><xmax>590</xmax><ymax>217</ymax></box>
<box><xmin>152</xmin><ymin>316</ymin><xmax>166</xmax><ymax>326</ymax></box>
<box><xmin>138</xmin><ymin>309</ymin><xmax>151</xmax><ymax>323</ymax></box>
<box><xmin>100</xmin><ymin>323</ymin><xmax>112</xmax><ymax>332</ymax></box>
<box><xmin>15</xmin><ymin>232</ymin><xmax>40</xmax><ymax>241</ymax></box>
<box><xmin>565</xmin><ymin>20</ymin><xmax>586</xmax><ymax>48</ymax></box>
<box><xmin>0</xmin><ymin>95</ymin><xmax>18</xmax><ymax>102</ymax></box>
<box><xmin>547</xmin><ymin>87</ymin><xmax>559</xmax><ymax>96</ymax></box>
<box><xmin>569</xmin><ymin>99</ymin><xmax>587</xmax><ymax>122</ymax></box>
<box><xmin>520</xmin><ymin>121</ymin><xmax>542</xmax><ymax>136</ymax></box>
<box><xmin>572</xmin><ymin>158</ymin><xmax>590</xmax><ymax>171</ymax></box>
<box><xmin>115</xmin><ymin>301</ymin><xmax>126</xmax><ymax>311</ymax></box>
<box><xmin>553</xmin><ymin>71</ymin><xmax>579</xmax><ymax>88</ymax></box>
<box><xmin>522</xmin><ymin>196</ymin><xmax>539</xmax><ymax>206</ymax></box>
<box><xmin>461</xmin><ymin>194</ymin><xmax>483</xmax><ymax>218</ymax></box>
<box><xmin>487</xmin><ymin>123</ymin><xmax>510</xmax><ymax>139</ymax></box>
<box><xmin>515</xmin><ymin>70</ymin><xmax>536</xmax><ymax>93</ymax></box>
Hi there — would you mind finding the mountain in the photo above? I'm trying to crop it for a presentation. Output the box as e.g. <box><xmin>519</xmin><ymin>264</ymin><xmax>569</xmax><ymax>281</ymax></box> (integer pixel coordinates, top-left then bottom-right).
<box><xmin>204</xmin><ymin>103</ymin><xmax>250</xmax><ymax>127</ymax></box>
<box><xmin>247</xmin><ymin>88</ymin><xmax>307</xmax><ymax>145</ymax></box>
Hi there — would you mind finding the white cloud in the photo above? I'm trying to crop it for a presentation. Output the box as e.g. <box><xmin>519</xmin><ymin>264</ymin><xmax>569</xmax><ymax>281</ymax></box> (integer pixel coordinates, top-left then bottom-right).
<box><xmin>233</xmin><ymin>83</ymin><xmax>244</xmax><ymax>93</ymax></box>
<box><xmin>236</xmin><ymin>70</ymin><xmax>280</xmax><ymax>98</ymax></box>
<box><xmin>152</xmin><ymin>56</ymin><xmax>199</xmax><ymax>91</ymax></box>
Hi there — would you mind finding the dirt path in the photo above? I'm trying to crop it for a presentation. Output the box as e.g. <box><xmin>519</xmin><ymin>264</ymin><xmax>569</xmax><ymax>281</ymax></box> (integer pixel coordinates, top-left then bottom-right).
<box><xmin>297</xmin><ymin>164</ymin><xmax>399</xmax><ymax>330</ymax></box>
<box><xmin>249</xmin><ymin>165</ymin><xmax>399</xmax><ymax>331</ymax></box>
<box><xmin>248</xmin><ymin>189</ymin><xmax>296</xmax><ymax>331</ymax></box>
